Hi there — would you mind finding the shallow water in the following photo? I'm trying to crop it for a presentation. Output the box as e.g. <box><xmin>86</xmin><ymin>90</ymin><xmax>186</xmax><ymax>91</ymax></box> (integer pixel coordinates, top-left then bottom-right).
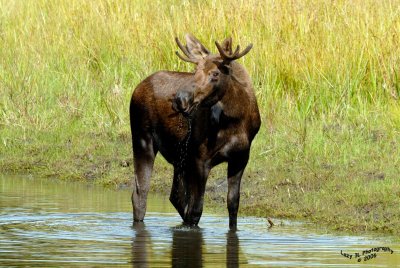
<box><xmin>0</xmin><ymin>175</ymin><xmax>398</xmax><ymax>267</ymax></box>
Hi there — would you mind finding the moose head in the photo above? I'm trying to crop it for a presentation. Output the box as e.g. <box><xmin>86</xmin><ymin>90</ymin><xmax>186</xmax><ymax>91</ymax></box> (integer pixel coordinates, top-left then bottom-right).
<box><xmin>173</xmin><ymin>34</ymin><xmax>253</xmax><ymax>114</ymax></box>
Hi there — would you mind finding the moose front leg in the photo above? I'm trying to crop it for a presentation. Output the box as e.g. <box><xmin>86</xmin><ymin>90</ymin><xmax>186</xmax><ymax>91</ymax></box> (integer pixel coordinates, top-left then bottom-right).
<box><xmin>181</xmin><ymin>160</ymin><xmax>210</xmax><ymax>226</ymax></box>
<box><xmin>183</xmin><ymin>179</ymin><xmax>206</xmax><ymax>226</ymax></box>
<box><xmin>169</xmin><ymin>168</ymin><xmax>187</xmax><ymax>219</ymax></box>
<box><xmin>227</xmin><ymin>151</ymin><xmax>249</xmax><ymax>230</ymax></box>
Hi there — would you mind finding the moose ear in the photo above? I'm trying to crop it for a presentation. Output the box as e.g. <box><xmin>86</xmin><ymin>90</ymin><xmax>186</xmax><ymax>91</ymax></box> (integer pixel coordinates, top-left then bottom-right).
<box><xmin>185</xmin><ymin>34</ymin><xmax>210</xmax><ymax>59</ymax></box>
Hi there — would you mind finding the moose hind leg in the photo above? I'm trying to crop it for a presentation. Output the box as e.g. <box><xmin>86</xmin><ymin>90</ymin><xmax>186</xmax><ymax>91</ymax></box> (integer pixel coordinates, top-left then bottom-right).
<box><xmin>227</xmin><ymin>152</ymin><xmax>249</xmax><ymax>230</ymax></box>
<box><xmin>132</xmin><ymin>136</ymin><xmax>156</xmax><ymax>222</ymax></box>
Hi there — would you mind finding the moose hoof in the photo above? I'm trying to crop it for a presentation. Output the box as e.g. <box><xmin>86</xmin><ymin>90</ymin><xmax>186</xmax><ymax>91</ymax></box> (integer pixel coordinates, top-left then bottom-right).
<box><xmin>183</xmin><ymin>215</ymin><xmax>201</xmax><ymax>226</ymax></box>
<box><xmin>182</xmin><ymin>222</ymin><xmax>198</xmax><ymax>228</ymax></box>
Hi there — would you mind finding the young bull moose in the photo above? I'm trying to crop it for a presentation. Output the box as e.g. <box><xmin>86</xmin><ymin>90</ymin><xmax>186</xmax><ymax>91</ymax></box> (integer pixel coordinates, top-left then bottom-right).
<box><xmin>130</xmin><ymin>34</ymin><xmax>261</xmax><ymax>229</ymax></box>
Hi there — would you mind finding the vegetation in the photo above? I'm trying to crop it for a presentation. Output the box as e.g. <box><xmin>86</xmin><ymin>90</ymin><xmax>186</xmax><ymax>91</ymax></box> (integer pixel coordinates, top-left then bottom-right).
<box><xmin>1</xmin><ymin>0</ymin><xmax>399</xmax><ymax>233</ymax></box>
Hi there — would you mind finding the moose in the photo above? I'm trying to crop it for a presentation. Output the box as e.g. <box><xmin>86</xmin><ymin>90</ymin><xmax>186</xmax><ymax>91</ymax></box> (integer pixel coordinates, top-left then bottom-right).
<box><xmin>130</xmin><ymin>34</ymin><xmax>260</xmax><ymax>229</ymax></box>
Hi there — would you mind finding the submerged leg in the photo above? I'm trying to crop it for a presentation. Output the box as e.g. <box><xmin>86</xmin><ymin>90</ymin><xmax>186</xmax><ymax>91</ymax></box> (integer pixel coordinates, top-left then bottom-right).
<box><xmin>132</xmin><ymin>135</ymin><xmax>156</xmax><ymax>222</ymax></box>
<box><xmin>227</xmin><ymin>151</ymin><xmax>249</xmax><ymax>230</ymax></box>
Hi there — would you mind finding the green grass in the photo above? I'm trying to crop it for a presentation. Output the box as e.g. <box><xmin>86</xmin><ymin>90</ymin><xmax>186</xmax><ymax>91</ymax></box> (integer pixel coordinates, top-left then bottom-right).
<box><xmin>1</xmin><ymin>0</ymin><xmax>400</xmax><ymax>234</ymax></box>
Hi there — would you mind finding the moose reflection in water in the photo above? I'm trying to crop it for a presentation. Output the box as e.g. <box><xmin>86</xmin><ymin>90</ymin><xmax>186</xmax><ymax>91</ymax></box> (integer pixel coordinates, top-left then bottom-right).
<box><xmin>130</xmin><ymin>34</ymin><xmax>261</xmax><ymax>229</ymax></box>
<box><xmin>131</xmin><ymin>222</ymin><xmax>244</xmax><ymax>268</ymax></box>
<box><xmin>131</xmin><ymin>222</ymin><xmax>151</xmax><ymax>267</ymax></box>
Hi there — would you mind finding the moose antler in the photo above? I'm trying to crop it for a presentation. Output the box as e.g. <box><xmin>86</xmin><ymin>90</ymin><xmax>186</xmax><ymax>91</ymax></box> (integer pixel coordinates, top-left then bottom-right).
<box><xmin>175</xmin><ymin>37</ymin><xmax>199</xmax><ymax>64</ymax></box>
<box><xmin>215</xmin><ymin>41</ymin><xmax>253</xmax><ymax>63</ymax></box>
<box><xmin>220</xmin><ymin>37</ymin><xmax>233</xmax><ymax>55</ymax></box>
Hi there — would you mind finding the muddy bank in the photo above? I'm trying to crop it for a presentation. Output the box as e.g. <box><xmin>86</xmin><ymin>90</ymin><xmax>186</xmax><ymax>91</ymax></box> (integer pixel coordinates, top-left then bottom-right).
<box><xmin>1</xmin><ymin>131</ymin><xmax>399</xmax><ymax>235</ymax></box>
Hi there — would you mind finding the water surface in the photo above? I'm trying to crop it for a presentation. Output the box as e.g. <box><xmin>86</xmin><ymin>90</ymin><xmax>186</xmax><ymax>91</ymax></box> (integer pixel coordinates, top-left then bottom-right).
<box><xmin>0</xmin><ymin>175</ymin><xmax>398</xmax><ymax>267</ymax></box>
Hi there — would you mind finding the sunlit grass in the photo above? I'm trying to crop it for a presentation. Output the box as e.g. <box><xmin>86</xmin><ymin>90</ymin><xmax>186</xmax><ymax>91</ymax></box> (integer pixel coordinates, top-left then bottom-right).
<box><xmin>0</xmin><ymin>0</ymin><xmax>399</xmax><ymax>233</ymax></box>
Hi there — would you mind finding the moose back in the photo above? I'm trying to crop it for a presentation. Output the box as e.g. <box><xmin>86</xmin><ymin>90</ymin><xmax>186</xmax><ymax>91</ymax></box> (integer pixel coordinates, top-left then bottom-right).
<box><xmin>130</xmin><ymin>34</ymin><xmax>260</xmax><ymax>229</ymax></box>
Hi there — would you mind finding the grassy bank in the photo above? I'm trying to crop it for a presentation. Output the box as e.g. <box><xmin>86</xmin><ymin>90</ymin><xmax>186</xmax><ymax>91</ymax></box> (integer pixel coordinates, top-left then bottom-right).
<box><xmin>1</xmin><ymin>0</ymin><xmax>399</xmax><ymax>233</ymax></box>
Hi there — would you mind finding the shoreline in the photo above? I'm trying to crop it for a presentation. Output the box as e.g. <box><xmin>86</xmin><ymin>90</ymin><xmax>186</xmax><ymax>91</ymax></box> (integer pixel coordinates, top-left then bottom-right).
<box><xmin>1</xmin><ymin>132</ymin><xmax>399</xmax><ymax>236</ymax></box>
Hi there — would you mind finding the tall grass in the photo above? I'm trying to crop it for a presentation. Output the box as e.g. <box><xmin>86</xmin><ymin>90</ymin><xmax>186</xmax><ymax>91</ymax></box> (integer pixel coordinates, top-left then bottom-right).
<box><xmin>1</xmin><ymin>0</ymin><xmax>399</xmax><ymax>232</ymax></box>
<box><xmin>1</xmin><ymin>0</ymin><xmax>399</xmax><ymax>130</ymax></box>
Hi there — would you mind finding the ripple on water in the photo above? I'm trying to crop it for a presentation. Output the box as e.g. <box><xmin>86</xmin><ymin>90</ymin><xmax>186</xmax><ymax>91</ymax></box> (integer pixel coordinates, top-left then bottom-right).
<box><xmin>0</xmin><ymin>175</ymin><xmax>399</xmax><ymax>267</ymax></box>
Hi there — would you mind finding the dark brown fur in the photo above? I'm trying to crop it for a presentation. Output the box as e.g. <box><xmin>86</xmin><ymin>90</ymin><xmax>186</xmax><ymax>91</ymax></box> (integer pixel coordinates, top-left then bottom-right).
<box><xmin>130</xmin><ymin>34</ymin><xmax>261</xmax><ymax>229</ymax></box>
